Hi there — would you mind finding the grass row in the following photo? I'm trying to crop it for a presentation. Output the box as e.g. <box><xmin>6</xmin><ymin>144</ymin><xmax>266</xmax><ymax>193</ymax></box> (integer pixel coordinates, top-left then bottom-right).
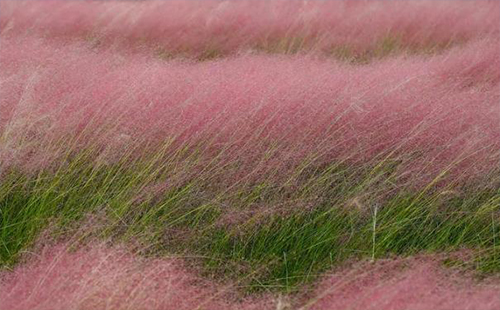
<box><xmin>94</xmin><ymin>33</ymin><xmax>463</xmax><ymax>63</ymax></box>
<box><xmin>1</xmin><ymin>144</ymin><xmax>499</xmax><ymax>292</ymax></box>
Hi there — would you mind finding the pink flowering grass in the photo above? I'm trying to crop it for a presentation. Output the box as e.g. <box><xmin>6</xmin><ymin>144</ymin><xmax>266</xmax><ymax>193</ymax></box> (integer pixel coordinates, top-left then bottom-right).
<box><xmin>1</xmin><ymin>243</ymin><xmax>500</xmax><ymax>310</ymax></box>
<box><xmin>303</xmin><ymin>256</ymin><xmax>500</xmax><ymax>310</ymax></box>
<box><xmin>1</xmin><ymin>0</ymin><xmax>500</xmax><ymax>303</ymax></box>
<box><xmin>1</xmin><ymin>35</ymin><xmax>498</xmax><ymax>186</ymax></box>
<box><xmin>0</xmin><ymin>242</ymin><xmax>273</xmax><ymax>310</ymax></box>
<box><xmin>1</xmin><ymin>1</ymin><xmax>499</xmax><ymax>60</ymax></box>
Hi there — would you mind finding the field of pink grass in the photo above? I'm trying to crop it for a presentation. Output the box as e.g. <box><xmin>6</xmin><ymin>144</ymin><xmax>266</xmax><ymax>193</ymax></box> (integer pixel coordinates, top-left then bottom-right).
<box><xmin>1</xmin><ymin>243</ymin><xmax>500</xmax><ymax>310</ymax></box>
<box><xmin>1</xmin><ymin>1</ymin><xmax>499</xmax><ymax>58</ymax></box>
<box><xmin>1</xmin><ymin>35</ymin><xmax>499</xmax><ymax>186</ymax></box>
<box><xmin>1</xmin><ymin>1</ymin><xmax>500</xmax><ymax>310</ymax></box>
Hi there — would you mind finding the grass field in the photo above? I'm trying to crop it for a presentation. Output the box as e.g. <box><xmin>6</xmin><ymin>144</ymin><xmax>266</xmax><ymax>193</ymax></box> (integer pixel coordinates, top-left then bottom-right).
<box><xmin>1</xmin><ymin>1</ymin><xmax>500</xmax><ymax>309</ymax></box>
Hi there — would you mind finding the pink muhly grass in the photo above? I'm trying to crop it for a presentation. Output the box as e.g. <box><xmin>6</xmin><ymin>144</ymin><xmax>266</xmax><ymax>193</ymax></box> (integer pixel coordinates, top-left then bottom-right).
<box><xmin>2</xmin><ymin>245</ymin><xmax>500</xmax><ymax>310</ymax></box>
<box><xmin>303</xmin><ymin>256</ymin><xmax>500</xmax><ymax>310</ymax></box>
<box><xmin>1</xmin><ymin>1</ymin><xmax>498</xmax><ymax>58</ymax></box>
<box><xmin>1</xmin><ymin>35</ymin><xmax>498</xmax><ymax>187</ymax></box>
<box><xmin>0</xmin><ymin>243</ymin><xmax>272</xmax><ymax>310</ymax></box>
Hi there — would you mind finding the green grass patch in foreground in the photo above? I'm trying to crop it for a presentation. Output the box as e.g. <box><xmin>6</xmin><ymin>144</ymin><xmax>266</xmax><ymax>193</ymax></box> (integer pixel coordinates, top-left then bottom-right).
<box><xmin>195</xmin><ymin>190</ymin><xmax>500</xmax><ymax>292</ymax></box>
<box><xmin>0</xmin><ymin>154</ymin><xmax>499</xmax><ymax>292</ymax></box>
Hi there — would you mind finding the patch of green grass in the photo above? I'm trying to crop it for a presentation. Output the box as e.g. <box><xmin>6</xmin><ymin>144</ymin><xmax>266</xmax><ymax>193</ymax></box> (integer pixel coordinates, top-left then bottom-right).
<box><xmin>1</xmin><ymin>150</ymin><xmax>499</xmax><ymax>293</ymax></box>
<box><xmin>191</xmin><ymin>189</ymin><xmax>499</xmax><ymax>292</ymax></box>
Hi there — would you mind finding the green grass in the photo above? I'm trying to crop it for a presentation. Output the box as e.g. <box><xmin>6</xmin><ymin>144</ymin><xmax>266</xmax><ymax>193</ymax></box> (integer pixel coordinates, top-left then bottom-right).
<box><xmin>1</xmin><ymin>148</ymin><xmax>499</xmax><ymax>293</ymax></box>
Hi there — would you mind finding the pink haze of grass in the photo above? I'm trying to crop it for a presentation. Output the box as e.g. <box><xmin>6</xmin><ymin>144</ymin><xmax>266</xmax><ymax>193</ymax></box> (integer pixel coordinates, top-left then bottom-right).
<box><xmin>1</xmin><ymin>35</ymin><xmax>499</xmax><ymax>186</ymax></box>
<box><xmin>306</xmin><ymin>256</ymin><xmax>500</xmax><ymax>310</ymax></box>
<box><xmin>1</xmin><ymin>1</ymin><xmax>499</xmax><ymax>57</ymax></box>
<box><xmin>1</xmin><ymin>244</ymin><xmax>499</xmax><ymax>310</ymax></box>
<box><xmin>0</xmin><ymin>243</ymin><xmax>272</xmax><ymax>310</ymax></box>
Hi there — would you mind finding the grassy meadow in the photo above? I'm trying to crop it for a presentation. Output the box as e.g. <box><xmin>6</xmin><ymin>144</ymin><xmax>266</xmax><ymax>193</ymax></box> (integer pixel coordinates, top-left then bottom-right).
<box><xmin>0</xmin><ymin>1</ymin><xmax>499</xmax><ymax>309</ymax></box>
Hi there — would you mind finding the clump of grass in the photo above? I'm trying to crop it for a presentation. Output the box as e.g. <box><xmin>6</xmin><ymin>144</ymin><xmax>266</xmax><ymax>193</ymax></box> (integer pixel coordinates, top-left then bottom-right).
<box><xmin>302</xmin><ymin>256</ymin><xmax>500</xmax><ymax>310</ymax></box>
<box><xmin>0</xmin><ymin>241</ymin><xmax>275</xmax><ymax>310</ymax></box>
